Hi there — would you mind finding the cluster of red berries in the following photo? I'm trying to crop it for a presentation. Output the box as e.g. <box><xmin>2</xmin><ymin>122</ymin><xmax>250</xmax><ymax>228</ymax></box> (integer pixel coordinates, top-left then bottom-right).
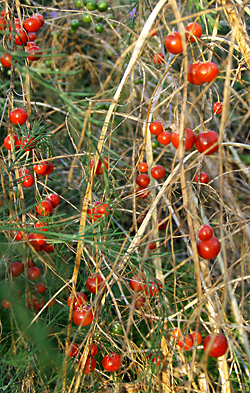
<box><xmin>0</xmin><ymin>10</ymin><xmax>44</xmax><ymax>69</ymax></box>
<box><xmin>3</xmin><ymin>259</ymin><xmax>52</xmax><ymax>312</ymax></box>
<box><xmin>136</xmin><ymin>161</ymin><xmax>166</xmax><ymax>200</ymax></box>
<box><xmin>197</xmin><ymin>224</ymin><xmax>220</xmax><ymax>259</ymax></box>
<box><xmin>171</xmin><ymin>328</ymin><xmax>228</xmax><ymax>358</ymax></box>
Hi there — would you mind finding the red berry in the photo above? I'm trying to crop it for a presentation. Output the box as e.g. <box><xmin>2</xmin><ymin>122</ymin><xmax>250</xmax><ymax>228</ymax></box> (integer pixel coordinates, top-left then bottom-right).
<box><xmin>9</xmin><ymin>262</ymin><xmax>24</xmax><ymax>277</ymax></box>
<box><xmin>67</xmin><ymin>292</ymin><xmax>87</xmax><ymax>310</ymax></box>
<box><xmin>86</xmin><ymin>274</ymin><xmax>104</xmax><ymax>294</ymax></box>
<box><xmin>198</xmin><ymin>225</ymin><xmax>213</xmax><ymax>241</ymax></box>
<box><xmin>196</xmin><ymin>62</ymin><xmax>219</xmax><ymax>83</ymax></box>
<box><xmin>45</xmin><ymin>193</ymin><xmax>60</xmax><ymax>208</ymax></box>
<box><xmin>213</xmin><ymin>102</ymin><xmax>223</xmax><ymax>115</ymax></box>
<box><xmin>149</xmin><ymin>121</ymin><xmax>163</xmax><ymax>136</ymax></box>
<box><xmin>153</xmin><ymin>53</ymin><xmax>164</xmax><ymax>65</ymax></box>
<box><xmin>28</xmin><ymin>267</ymin><xmax>41</xmax><ymax>281</ymax></box>
<box><xmin>149</xmin><ymin>242</ymin><xmax>156</xmax><ymax>250</ymax></box>
<box><xmin>43</xmin><ymin>162</ymin><xmax>54</xmax><ymax>176</ymax></box>
<box><xmin>203</xmin><ymin>333</ymin><xmax>228</xmax><ymax>358</ymax></box>
<box><xmin>102</xmin><ymin>353</ymin><xmax>121</xmax><ymax>372</ymax></box>
<box><xmin>151</xmin><ymin>165</ymin><xmax>166</xmax><ymax>180</ymax></box>
<box><xmin>190</xmin><ymin>331</ymin><xmax>203</xmax><ymax>345</ymax></box>
<box><xmin>138</xmin><ymin>162</ymin><xmax>148</xmax><ymax>173</ymax></box>
<box><xmin>42</xmin><ymin>242</ymin><xmax>54</xmax><ymax>253</ymax></box>
<box><xmin>27</xmin><ymin>45</ymin><xmax>42</xmax><ymax>61</ymax></box>
<box><xmin>79</xmin><ymin>355</ymin><xmax>96</xmax><ymax>373</ymax></box>
<box><xmin>195</xmin><ymin>131</ymin><xmax>219</xmax><ymax>155</ymax></box>
<box><xmin>73</xmin><ymin>306</ymin><xmax>93</xmax><ymax>327</ymax></box>
<box><xmin>1</xmin><ymin>53</ymin><xmax>12</xmax><ymax>68</ymax></box>
<box><xmin>68</xmin><ymin>343</ymin><xmax>79</xmax><ymax>357</ymax></box>
<box><xmin>24</xmin><ymin>17</ymin><xmax>42</xmax><ymax>32</ymax></box>
<box><xmin>197</xmin><ymin>237</ymin><xmax>220</xmax><ymax>259</ymax></box>
<box><xmin>129</xmin><ymin>276</ymin><xmax>144</xmax><ymax>291</ymax></box>
<box><xmin>34</xmin><ymin>282</ymin><xmax>46</xmax><ymax>293</ymax></box>
<box><xmin>4</xmin><ymin>134</ymin><xmax>20</xmax><ymax>150</ymax></box>
<box><xmin>34</xmin><ymin>221</ymin><xmax>48</xmax><ymax>231</ymax></box>
<box><xmin>185</xmin><ymin>22</ymin><xmax>202</xmax><ymax>42</ymax></box>
<box><xmin>28</xmin><ymin>32</ymin><xmax>37</xmax><ymax>41</ymax></box>
<box><xmin>195</xmin><ymin>172</ymin><xmax>209</xmax><ymax>184</ymax></box>
<box><xmin>188</xmin><ymin>62</ymin><xmax>203</xmax><ymax>85</ymax></box>
<box><xmin>18</xmin><ymin>168</ymin><xmax>34</xmax><ymax>188</ymax></box>
<box><xmin>136</xmin><ymin>174</ymin><xmax>150</xmax><ymax>187</ymax></box>
<box><xmin>91</xmin><ymin>343</ymin><xmax>98</xmax><ymax>357</ymax></box>
<box><xmin>15</xmin><ymin>29</ymin><xmax>28</xmax><ymax>45</ymax></box>
<box><xmin>157</xmin><ymin>131</ymin><xmax>171</xmax><ymax>145</ymax></box>
<box><xmin>177</xmin><ymin>334</ymin><xmax>194</xmax><ymax>350</ymax></box>
<box><xmin>136</xmin><ymin>187</ymin><xmax>149</xmax><ymax>199</ymax></box>
<box><xmin>0</xmin><ymin>16</ymin><xmax>6</xmax><ymax>30</ymax></box>
<box><xmin>36</xmin><ymin>200</ymin><xmax>53</xmax><ymax>216</ymax></box>
<box><xmin>171</xmin><ymin>128</ymin><xmax>196</xmax><ymax>151</ymax></box>
<box><xmin>90</xmin><ymin>157</ymin><xmax>109</xmax><ymax>175</ymax></box>
<box><xmin>32</xmin><ymin>13</ymin><xmax>44</xmax><ymax>27</ymax></box>
<box><xmin>14</xmin><ymin>231</ymin><xmax>23</xmax><ymax>241</ymax></box>
<box><xmin>34</xmin><ymin>162</ymin><xmax>49</xmax><ymax>175</ymax></box>
<box><xmin>9</xmin><ymin>108</ymin><xmax>28</xmax><ymax>126</ymax></box>
<box><xmin>165</xmin><ymin>32</ymin><xmax>183</xmax><ymax>54</ymax></box>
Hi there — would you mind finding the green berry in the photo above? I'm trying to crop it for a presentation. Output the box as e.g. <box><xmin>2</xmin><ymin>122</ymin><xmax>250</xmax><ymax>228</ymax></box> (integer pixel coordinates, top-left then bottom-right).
<box><xmin>95</xmin><ymin>23</ymin><xmax>103</xmax><ymax>33</ymax></box>
<box><xmin>71</xmin><ymin>19</ymin><xmax>80</xmax><ymax>30</ymax></box>
<box><xmin>68</xmin><ymin>27</ymin><xmax>77</xmax><ymax>34</ymax></box>
<box><xmin>95</xmin><ymin>102</ymin><xmax>105</xmax><ymax>109</ymax></box>
<box><xmin>151</xmin><ymin>140</ymin><xmax>160</xmax><ymax>149</ymax></box>
<box><xmin>45</xmin><ymin>60</ymin><xmax>52</xmax><ymax>68</ymax></box>
<box><xmin>103</xmin><ymin>102</ymin><xmax>110</xmax><ymax>110</ymax></box>
<box><xmin>95</xmin><ymin>15</ymin><xmax>103</xmax><ymax>22</ymax></box>
<box><xmin>82</xmin><ymin>13</ymin><xmax>92</xmax><ymax>23</ymax></box>
<box><xmin>75</xmin><ymin>0</ymin><xmax>84</xmax><ymax>7</ymax></box>
<box><xmin>97</xmin><ymin>0</ymin><xmax>109</xmax><ymax>12</ymax></box>
<box><xmin>86</xmin><ymin>0</ymin><xmax>96</xmax><ymax>10</ymax></box>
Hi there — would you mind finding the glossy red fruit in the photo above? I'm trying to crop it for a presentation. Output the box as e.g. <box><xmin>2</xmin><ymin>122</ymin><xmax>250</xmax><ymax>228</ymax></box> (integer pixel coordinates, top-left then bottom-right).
<box><xmin>149</xmin><ymin>121</ymin><xmax>163</xmax><ymax>136</ymax></box>
<box><xmin>28</xmin><ymin>259</ymin><xmax>35</xmax><ymax>268</ymax></box>
<box><xmin>102</xmin><ymin>353</ymin><xmax>121</xmax><ymax>372</ymax></box>
<box><xmin>32</xmin><ymin>13</ymin><xmax>44</xmax><ymax>27</ymax></box>
<box><xmin>43</xmin><ymin>161</ymin><xmax>53</xmax><ymax>176</ymax></box>
<box><xmin>9</xmin><ymin>108</ymin><xmax>28</xmax><ymax>126</ymax></box>
<box><xmin>96</xmin><ymin>202</ymin><xmax>110</xmax><ymax>217</ymax></box>
<box><xmin>4</xmin><ymin>134</ymin><xmax>20</xmax><ymax>150</ymax></box>
<box><xmin>27</xmin><ymin>45</ymin><xmax>42</xmax><ymax>61</ymax></box>
<box><xmin>18</xmin><ymin>168</ymin><xmax>34</xmax><ymax>188</ymax></box>
<box><xmin>165</xmin><ymin>32</ymin><xmax>183</xmax><ymax>54</ymax></box>
<box><xmin>153</xmin><ymin>52</ymin><xmax>164</xmax><ymax>65</ymax></box>
<box><xmin>177</xmin><ymin>334</ymin><xmax>194</xmax><ymax>350</ymax></box>
<box><xmin>213</xmin><ymin>102</ymin><xmax>223</xmax><ymax>115</ymax></box>
<box><xmin>1</xmin><ymin>53</ymin><xmax>12</xmax><ymax>68</ymax></box>
<box><xmin>195</xmin><ymin>172</ymin><xmax>209</xmax><ymax>184</ymax></box>
<box><xmin>203</xmin><ymin>333</ymin><xmax>228</xmax><ymax>358</ymax></box>
<box><xmin>188</xmin><ymin>62</ymin><xmax>203</xmax><ymax>85</ymax></box>
<box><xmin>149</xmin><ymin>242</ymin><xmax>156</xmax><ymax>250</ymax></box>
<box><xmin>36</xmin><ymin>200</ymin><xmax>53</xmax><ymax>216</ymax></box>
<box><xmin>144</xmin><ymin>278</ymin><xmax>163</xmax><ymax>297</ymax></box>
<box><xmin>14</xmin><ymin>231</ymin><xmax>23</xmax><ymax>241</ymax></box>
<box><xmin>90</xmin><ymin>157</ymin><xmax>109</xmax><ymax>174</ymax></box>
<box><xmin>9</xmin><ymin>262</ymin><xmax>24</xmax><ymax>277</ymax></box>
<box><xmin>198</xmin><ymin>225</ymin><xmax>213</xmax><ymax>241</ymax></box>
<box><xmin>28</xmin><ymin>32</ymin><xmax>37</xmax><ymax>41</ymax></box>
<box><xmin>157</xmin><ymin>131</ymin><xmax>171</xmax><ymax>145</ymax></box>
<box><xmin>31</xmin><ymin>297</ymin><xmax>45</xmax><ymax>311</ymax></box>
<box><xmin>80</xmin><ymin>355</ymin><xmax>96</xmax><ymax>374</ymax></box>
<box><xmin>136</xmin><ymin>174</ymin><xmax>150</xmax><ymax>187</ymax></box>
<box><xmin>91</xmin><ymin>343</ymin><xmax>98</xmax><ymax>357</ymax></box>
<box><xmin>45</xmin><ymin>193</ymin><xmax>60</xmax><ymax>208</ymax></box>
<box><xmin>171</xmin><ymin>128</ymin><xmax>196</xmax><ymax>151</ymax></box>
<box><xmin>34</xmin><ymin>282</ymin><xmax>46</xmax><ymax>293</ymax></box>
<box><xmin>68</xmin><ymin>343</ymin><xmax>79</xmax><ymax>357</ymax></box>
<box><xmin>151</xmin><ymin>165</ymin><xmax>166</xmax><ymax>180</ymax></box>
<box><xmin>135</xmin><ymin>296</ymin><xmax>146</xmax><ymax>308</ymax></box>
<box><xmin>34</xmin><ymin>221</ymin><xmax>48</xmax><ymax>231</ymax></box>
<box><xmin>86</xmin><ymin>274</ymin><xmax>103</xmax><ymax>293</ymax></box>
<box><xmin>24</xmin><ymin>17</ymin><xmax>42</xmax><ymax>32</ymax></box>
<box><xmin>34</xmin><ymin>162</ymin><xmax>48</xmax><ymax>175</ymax></box>
<box><xmin>0</xmin><ymin>16</ymin><xmax>6</xmax><ymax>30</ymax></box>
<box><xmin>185</xmin><ymin>22</ymin><xmax>202</xmax><ymax>42</ymax></box>
<box><xmin>32</xmin><ymin>233</ymin><xmax>47</xmax><ymax>247</ymax></box>
<box><xmin>196</xmin><ymin>131</ymin><xmax>219</xmax><ymax>155</ymax></box>
<box><xmin>28</xmin><ymin>267</ymin><xmax>41</xmax><ymax>281</ymax></box>
<box><xmin>2</xmin><ymin>299</ymin><xmax>12</xmax><ymax>309</ymax></box>
<box><xmin>171</xmin><ymin>328</ymin><xmax>182</xmax><ymax>338</ymax></box>
<box><xmin>67</xmin><ymin>292</ymin><xmax>87</xmax><ymax>309</ymax></box>
<box><xmin>28</xmin><ymin>233</ymin><xmax>42</xmax><ymax>251</ymax></box>
<box><xmin>15</xmin><ymin>29</ymin><xmax>28</xmax><ymax>45</ymax></box>
<box><xmin>149</xmin><ymin>28</ymin><xmax>157</xmax><ymax>37</ymax></box>
<box><xmin>42</xmin><ymin>242</ymin><xmax>54</xmax><ymax>253</ymax></box>
<box><xmin>196</xmin><ymin>62</ymin><xmax>219</xmax><ymax>83</ymax></box>
<box><xmin>136</xmin><ymin>187</ymin><xmax>149</xmax><ymax>199</ymax></box>
<box><xmin>129</xmin><ymin>276</ymin><xmax>144</xmax><ymax>291</ymax></box>
<box><xmin>73</xmin><ymin>306</ymin><xmax>93</xmax><ymax>327</ymax></box>
<box><xmin>19</xmin><ymin>135</ymin><xmax>35</xmax><ymax>151</ymax></box>
<box><xmin>197</xmin><ymin>237</ymin><xmax>220</xmax><ymax>259</ymax></box>
<box><xmin>157</xmin><ymin>220</ymin><xmax>166</xmax><ymax>231</ymax></box>
<box><xmin>190</xmin><ymin>331</ymin><xmax>203</xmax><ymax>345</ymax></box>
<box><xmin>139</xmin><ymin>162</ymin><xmax>148</xmax><ymax>173</ymax></box>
